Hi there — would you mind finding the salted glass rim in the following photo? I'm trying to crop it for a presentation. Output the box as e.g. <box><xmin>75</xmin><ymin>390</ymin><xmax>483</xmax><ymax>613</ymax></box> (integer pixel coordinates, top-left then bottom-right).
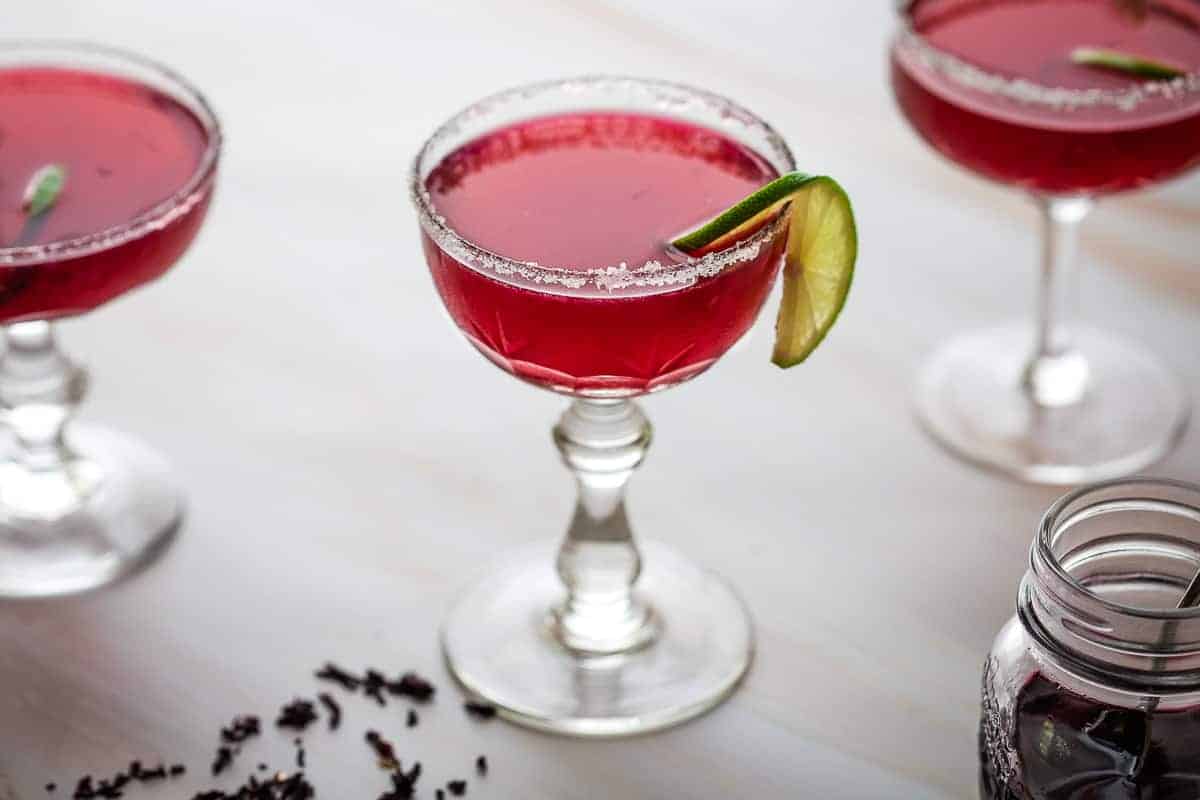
<box><xmin>0</xmin><ymin>39</ymin><xmax>222</xmax><ymax>268</ymax></box>
<box><xmin>409</xmin><ymin>75</ymin><xmax>797</xmax><ymax>295</ymax></box>
<box><xmin>1036</xmin><ymin>477</ymin><xmax>1200</xmax><ymax>621</ymax></box>
<box><xmin>894</xmin><ymin>0</ymin><xmax>1200</xmax><ymax>112</ymax></box>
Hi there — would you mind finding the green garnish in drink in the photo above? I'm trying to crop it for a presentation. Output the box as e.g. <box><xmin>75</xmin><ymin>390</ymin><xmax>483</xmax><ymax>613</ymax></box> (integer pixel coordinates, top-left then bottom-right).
<box><xmin>673</xmin><ymin>172</ymin><xmax>857</xmax><ymax>367</ymax></box>
<box><xmin>1071</xmin><ymin>47</ymin><xmax>1186</xmax><ymax>79</ymax></box>
<box><xmin>21</xmin><ymin>163</ymin><xmax>67</xmax><ymax>218</ymax></box>
<box><xmin>14</xmin><ymin>164</ymin><xmax>67</xmax><ymax>247</ymax></box>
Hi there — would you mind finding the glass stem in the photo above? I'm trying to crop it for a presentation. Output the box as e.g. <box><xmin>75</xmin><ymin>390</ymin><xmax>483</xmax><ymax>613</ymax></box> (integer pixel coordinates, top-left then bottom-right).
<box><xmin>1022</xmin><ymin>196</ymin><xmax>1093</xmax><ymax>407</ymax></box>
<box><xmin>0</xmin><ymin>321</ymin><xmax>92</xmax><ymax>518</ymax></box>
<box><xmin>551</xmin><ymin>398</ymin><xmax>658</xmax><ymax>655</ymax></box>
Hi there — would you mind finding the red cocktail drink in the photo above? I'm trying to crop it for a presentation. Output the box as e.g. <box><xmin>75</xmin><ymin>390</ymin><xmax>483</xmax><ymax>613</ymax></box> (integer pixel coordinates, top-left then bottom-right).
<box><xmin>891</xmin><ymin>1</ymin><xmax>1198</xmax><ymax>485</ymax></box>
<box><xmin>412</xmin><ymin>78</ymin><xmax>797</xmax><ymax>736</ymax></box>
<box><xmin>422</xmin><ymin>112</ymin><xmax>785</xmax><ymax>396</ymax></box>
<box><xmin>893</xmin><ymin>0</ymin><xmax>1200</xmax><ymax>194</ymax></box>
<box><xmin>0</xmin><ymin>43</ymin><xmax>220</xmax><ymax>598</ymax></box>
<box><xmin>0</xmin><ymin>66</ymin><xmax>214</xmax><ymax>321</ymax></box>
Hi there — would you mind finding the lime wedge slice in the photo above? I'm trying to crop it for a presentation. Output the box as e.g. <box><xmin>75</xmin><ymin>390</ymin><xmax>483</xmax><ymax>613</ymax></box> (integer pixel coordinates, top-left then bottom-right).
<box><xmin>1070</xmin><ymin>47</ymin><xmax>1185</xmax><ymax>80</ymax></box>
<box><xmin>21</xmin><ymin>164</ymin><xmax>67</xmax><ymax>219</ymax></box>
<box><xmin>672</xmin><ymin>172</ymin><xmax>857</xmax><ymax>368</ymax></box>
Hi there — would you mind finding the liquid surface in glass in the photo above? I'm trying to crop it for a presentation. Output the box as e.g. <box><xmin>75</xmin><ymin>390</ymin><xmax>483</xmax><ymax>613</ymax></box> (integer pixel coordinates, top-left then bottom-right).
<box><xmin>893</xmin><ymin>0</ymin><xmax>1200</xmax><ymax>193</ymax></box>
<box><xmin>0</xmin><ymin>66</ymin><xmax>212</xmax><ymax>322</ymax></box>
<box><xmin>423</xmin><ymin>112</ymin><xmax>784</xmax><ymax>395</ymax></box>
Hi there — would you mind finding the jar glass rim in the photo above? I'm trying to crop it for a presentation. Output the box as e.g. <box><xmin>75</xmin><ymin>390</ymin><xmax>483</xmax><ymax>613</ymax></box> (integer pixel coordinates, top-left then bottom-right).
<box><xmin>1037</xmin><ymin>477</ymin><xmax>1200</xmax><ymax>621</ymax></box>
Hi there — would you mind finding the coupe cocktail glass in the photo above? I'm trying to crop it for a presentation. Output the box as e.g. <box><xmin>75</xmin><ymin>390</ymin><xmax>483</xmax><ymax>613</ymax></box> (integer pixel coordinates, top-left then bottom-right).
<box><xmin>0</xmin><ymin>42</ymin><xmax>220</xmax><ymax>596</ymax></box>
<box><xmin>892</xmin><ymin>0</ymin><xmax>1200</xmax><ymax>484</ymax></box>
<box><xmin>412</xmin><ymin>77</ymin><xmax>795</xmax><ymax>735</ymax></box>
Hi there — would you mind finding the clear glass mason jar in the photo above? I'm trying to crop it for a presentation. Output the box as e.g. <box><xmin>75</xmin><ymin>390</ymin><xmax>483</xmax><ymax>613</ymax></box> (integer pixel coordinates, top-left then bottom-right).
<box><xmin>981</xmin><ymin>479</ymin><xmax>1200</xmax><ymax>799</ymax></box>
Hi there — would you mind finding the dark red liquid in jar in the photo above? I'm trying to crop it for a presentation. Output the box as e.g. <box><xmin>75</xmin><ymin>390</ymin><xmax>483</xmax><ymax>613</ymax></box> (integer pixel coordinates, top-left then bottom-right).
<box><xmin>0</xmin><ymin>67</ymin><xmax>214</xmax><ymax>322</ymax></box>
<box><xmin>421</xmin><ymin>112</ymin><xmax>784</xmax><ymax>396</ymax></box>
<box><xmin>980</xmin><ymin>670</ymin><xmax>1200</xmax><ymax>798</ymax></box>
<box><xmin>892</xmin><ymin>0</ymin><xmax>1200</xmax><ymax>194</ymax></box>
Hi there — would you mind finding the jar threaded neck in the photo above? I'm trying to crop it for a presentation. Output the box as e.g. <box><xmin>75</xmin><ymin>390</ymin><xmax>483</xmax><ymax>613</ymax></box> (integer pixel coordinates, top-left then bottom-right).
<box><xmin>1022</xmin><ymin>479</ymin><xmax>1200</xmax><ymax>693</ymax></box>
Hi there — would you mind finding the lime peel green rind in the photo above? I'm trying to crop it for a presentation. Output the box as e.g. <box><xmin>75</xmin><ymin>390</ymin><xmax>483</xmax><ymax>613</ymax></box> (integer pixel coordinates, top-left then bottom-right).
<box><xmin>672</xmin><ymin>171</ymin><xmax>815</xmax><ymax>253</ymax></box>
<box><xmin>671</xmin><ymin>171</ymin><xmax>857</xmax><ymax>369</ymax></box>
<box><xmin>1070</xmin><ymin>47</ymin><xmax>1186</xmax><ymax>80</ymax></box>
<box><xmin>21</xmin><ymin>164</ymin><xmax>67</xmax><ymax>219</ymax></box>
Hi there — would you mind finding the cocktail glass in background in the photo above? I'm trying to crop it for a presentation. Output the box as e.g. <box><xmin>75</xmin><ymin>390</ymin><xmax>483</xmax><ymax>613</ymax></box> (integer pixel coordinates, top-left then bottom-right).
<box><xmin>412</xmin><ymin>77</ymin><xmax>796</xmax><ymax>735</ymax></box>
<box><xmin>892</xmin><ymin>0</ymin><xmax>1200</xmax><ymax>484</ymax></box>
<box><xmin>0</xmin><ymin>42</ymin><xmax>220</xmax><ymax>596</ymax></box>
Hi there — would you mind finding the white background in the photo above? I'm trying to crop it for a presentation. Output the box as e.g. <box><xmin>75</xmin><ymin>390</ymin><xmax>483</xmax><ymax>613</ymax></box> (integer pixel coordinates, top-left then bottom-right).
<box><xmin>1</xmin><ymin>2</ymin><xmax>1198</xmax><ymax>798</ymax></box>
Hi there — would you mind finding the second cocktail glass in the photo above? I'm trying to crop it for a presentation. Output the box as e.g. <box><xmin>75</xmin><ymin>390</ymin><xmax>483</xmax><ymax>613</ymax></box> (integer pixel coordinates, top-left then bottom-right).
<box><xmin>892</xmin><ymin>0</ymin><xmax>1200</xmax><ymax>484</ymax></box>
<box><xmin>0</xmin><ymin>42</ymin><xmax>220</xmax><ymax>597</ymax></box>
<box><xmin>411</xmin><ymin>77</ymin><xmax>796</xmax><ymax>735</ymax></box>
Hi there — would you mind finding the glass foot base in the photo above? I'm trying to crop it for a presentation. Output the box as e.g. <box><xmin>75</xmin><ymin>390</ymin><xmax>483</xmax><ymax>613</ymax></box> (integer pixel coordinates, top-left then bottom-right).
<box><xmin>916</xmin><ymin>324</ymin><xmax>1190</xmax><ymax>485</ymax></box>
<box><xmin>442</xmin><ymin>540</ymin><xmax>754</xmax><ymax>737</ymax></box>
<box><xmin>0</xmin><ymin>424</ymin><xmax>183</xmax><ymax>598</ymax></box>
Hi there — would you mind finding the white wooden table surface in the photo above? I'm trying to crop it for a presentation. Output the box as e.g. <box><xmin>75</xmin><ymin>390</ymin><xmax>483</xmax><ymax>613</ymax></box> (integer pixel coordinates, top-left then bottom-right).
<box><xmin>2</xmin><ymin>2</ymin><xmax>1198</xmax><ymax>798</ymax></box>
